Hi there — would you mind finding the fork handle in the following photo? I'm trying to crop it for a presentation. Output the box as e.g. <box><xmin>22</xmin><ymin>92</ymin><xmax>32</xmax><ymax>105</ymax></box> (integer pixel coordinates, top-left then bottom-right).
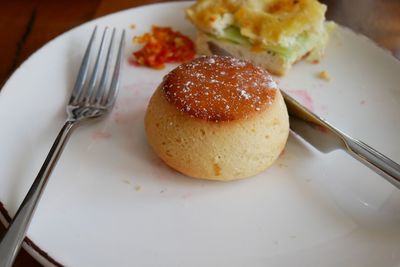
<box><xmin>0</xmin><ymin>120</ymin><xmax>76</xmax><ymax>267</ymax></box>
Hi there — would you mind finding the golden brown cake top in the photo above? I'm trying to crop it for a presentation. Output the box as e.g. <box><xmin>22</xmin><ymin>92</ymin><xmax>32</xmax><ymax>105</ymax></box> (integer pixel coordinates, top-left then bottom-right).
<box><xmin>161</xmin><ymin>55</ymin><xmax>277</xmax><ymax>121</ymax></box>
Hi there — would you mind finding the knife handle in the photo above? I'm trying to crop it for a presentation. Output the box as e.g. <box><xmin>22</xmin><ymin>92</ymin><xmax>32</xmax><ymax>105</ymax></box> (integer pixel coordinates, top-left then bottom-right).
<box><xmin>343</xmin><ymin>135</ymin><xmax>400</xmax><ymax>189</ymax></box>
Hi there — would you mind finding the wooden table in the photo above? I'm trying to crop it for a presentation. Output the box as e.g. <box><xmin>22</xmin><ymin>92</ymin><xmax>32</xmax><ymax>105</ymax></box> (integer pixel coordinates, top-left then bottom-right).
<box><xmin>0</xmin><ymin>0</ymin><xmax>399</xmax><ymax>266</ymax></box>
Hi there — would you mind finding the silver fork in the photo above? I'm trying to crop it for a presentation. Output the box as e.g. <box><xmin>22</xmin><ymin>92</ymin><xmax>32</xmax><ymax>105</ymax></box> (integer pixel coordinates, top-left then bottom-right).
<box><xmin>0</xmin><ymin>27</ymin><xmax>125</xmax><ymax>267</ymax></box>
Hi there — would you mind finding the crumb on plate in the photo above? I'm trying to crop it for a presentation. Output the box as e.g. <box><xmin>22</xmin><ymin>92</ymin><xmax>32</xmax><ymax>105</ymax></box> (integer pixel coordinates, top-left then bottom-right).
<box><xmin>318</xmin><ymin>70</ymin><xmax>330</xmax><ymax>81</ymax></box>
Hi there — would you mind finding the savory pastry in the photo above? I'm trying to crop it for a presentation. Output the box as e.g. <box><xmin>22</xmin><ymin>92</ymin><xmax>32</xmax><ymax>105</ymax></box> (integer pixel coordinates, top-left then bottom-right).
<box><xmin>186</xmin><ymin>0</ymin><xmax>335</xmax><ymax>75</ymax></box>
<box><xmin>144</xmin><ymin>55</ymin><xmax>289</xmax><ymax>181</ymax></box>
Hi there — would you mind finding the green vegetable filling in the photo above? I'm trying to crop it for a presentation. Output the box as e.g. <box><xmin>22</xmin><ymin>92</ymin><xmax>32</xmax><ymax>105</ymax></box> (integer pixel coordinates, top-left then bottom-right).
<box><xmin>214</xmin><ymin>25</ymin><xmax>330</xmax><ymax>62</ymax></box>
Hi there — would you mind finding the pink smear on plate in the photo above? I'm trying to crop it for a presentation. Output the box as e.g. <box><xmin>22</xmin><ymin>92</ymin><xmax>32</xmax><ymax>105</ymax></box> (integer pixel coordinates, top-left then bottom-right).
<box><xmin>360</xmin><ymin>100</ymin><xmax>366</xmax><ymax>105</ymax></box>
<box><xmin>287</xmin><ymin>89</ymin><xmax>314</xmax><ymax>111</ymax></box>
<box><xmin>92</xmin><ymin>131</ymin><xmax>112</xmax><ymax>140</ymax></box>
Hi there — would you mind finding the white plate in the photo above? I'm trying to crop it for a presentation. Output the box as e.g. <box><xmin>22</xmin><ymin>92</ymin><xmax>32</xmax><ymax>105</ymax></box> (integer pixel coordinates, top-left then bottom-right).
<box><xmin>1</xmin><ymin>2</ymin><xmax>400</xmax><ymax>266</ymax></box>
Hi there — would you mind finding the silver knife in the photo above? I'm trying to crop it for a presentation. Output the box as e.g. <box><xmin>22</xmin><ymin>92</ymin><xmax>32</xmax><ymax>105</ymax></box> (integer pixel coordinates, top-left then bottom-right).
<box><xmin>207</xmin><ymin>41</ymin><xmax>400</xmax><ymax>189</ymax></box>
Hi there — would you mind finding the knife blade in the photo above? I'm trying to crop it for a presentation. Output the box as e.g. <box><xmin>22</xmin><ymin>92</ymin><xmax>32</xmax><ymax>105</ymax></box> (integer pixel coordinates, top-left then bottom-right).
<box><xmin>207</xmin><ymin>41</ymin><xmax>400</xmax><ymax>188</ymax></box>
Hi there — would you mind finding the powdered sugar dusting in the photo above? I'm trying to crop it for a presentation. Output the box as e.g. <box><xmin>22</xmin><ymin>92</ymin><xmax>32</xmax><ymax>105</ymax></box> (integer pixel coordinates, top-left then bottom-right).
<box><xmin>239</xmin><ymin>89</ymin><xmax>251</xmax><ymax>99</ymax></box>
<box><xmin>162</xmin><ymin>55</ymin><xmax>277</xmax><ymax>121</ymax></box>
<box><xmin>266</xmin><ymin>76</ymin><xmax>278</xmax><ymax>89</ymax></box>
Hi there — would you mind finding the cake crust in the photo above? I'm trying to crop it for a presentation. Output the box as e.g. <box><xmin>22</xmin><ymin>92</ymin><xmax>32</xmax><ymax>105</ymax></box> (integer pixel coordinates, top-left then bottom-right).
<box><xmin>144</xmin><ymin>56</ymin><xmax>289</xmax><ymax>181</ymax></box>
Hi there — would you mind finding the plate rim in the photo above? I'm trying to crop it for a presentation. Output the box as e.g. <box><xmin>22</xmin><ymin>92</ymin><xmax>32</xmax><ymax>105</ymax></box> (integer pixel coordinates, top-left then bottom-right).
<box><xmin>1</xmin><ymin>0</ymin><xmax>399</xmax><ymax>266</ymax></box>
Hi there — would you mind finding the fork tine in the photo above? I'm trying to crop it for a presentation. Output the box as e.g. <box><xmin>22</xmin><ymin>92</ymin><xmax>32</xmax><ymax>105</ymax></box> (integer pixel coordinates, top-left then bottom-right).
<box><xmin>79</xmin><ymin>27</ymin><xmax>108</xmax><ymax>104</ymax></box>
<box><xmin>69</xmin><ymin>26</ymin><xmax>97</xmax><ymax>105</ymax></box>
<box><xmin>90</xmin><ymin>28</ymin><xmax>116</xmax><ymax>104</ymax></box>
<box><xmin>101</xmin><ymin>29</ymin><xmax>125</xmax><ymax>107</ymax></box>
